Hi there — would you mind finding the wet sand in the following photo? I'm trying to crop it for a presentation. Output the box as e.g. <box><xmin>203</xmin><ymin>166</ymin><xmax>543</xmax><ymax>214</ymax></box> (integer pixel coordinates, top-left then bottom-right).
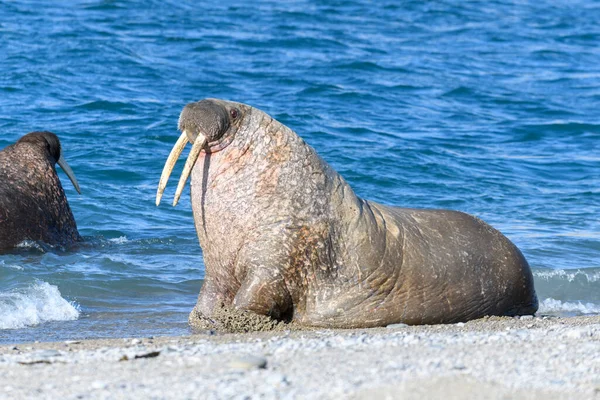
<box><xmin>1</xmin><ymin>315</ymin><xmax>599</xmax><ymax>399</ymax></box>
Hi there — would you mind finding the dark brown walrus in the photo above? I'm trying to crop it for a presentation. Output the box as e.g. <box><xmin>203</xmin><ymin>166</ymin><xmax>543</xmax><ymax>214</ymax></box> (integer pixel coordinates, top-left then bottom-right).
<box><xmin>157</xmin><ymin>99</ymin><xmax>538</xmax><ymax>330</ymax></box>
<box><xmin>0</xmin><ymin>131</ymin><xmax>81</xmax><ymax>252</ymax></box>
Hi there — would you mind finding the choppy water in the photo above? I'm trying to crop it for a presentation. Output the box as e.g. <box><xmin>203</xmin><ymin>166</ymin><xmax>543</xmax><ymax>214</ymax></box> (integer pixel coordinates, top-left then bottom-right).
<box><xmin>1</xmin><ymin>1</ymin><xmax>599</xmax><ymax>344</ymax></box>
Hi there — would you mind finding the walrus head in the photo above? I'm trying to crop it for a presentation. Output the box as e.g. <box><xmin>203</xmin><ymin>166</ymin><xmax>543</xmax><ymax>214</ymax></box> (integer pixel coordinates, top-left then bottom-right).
<box><xmin>156</xmin><ymin>99</ymin><xmax>249</xmax><ymax>207</ymax></box>
<box><xmin>18</xmin><ymin>131</ymin><xmax>81</xmax><ymax>194</ymax></box>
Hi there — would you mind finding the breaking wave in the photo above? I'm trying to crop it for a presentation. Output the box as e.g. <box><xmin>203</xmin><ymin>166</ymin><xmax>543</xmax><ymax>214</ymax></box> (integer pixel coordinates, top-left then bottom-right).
<box><xmin>538</xmin><ymin>298</ymin><xmax>600</xmax><ymax>316</ymax></box>
<box><xmin>532</xmin><ymin>268</ymin><xmax>600</xmax><ymax>316</ymax></box>
<box><xmin>533</xmin><ymin>267</ymin><xmax>600</xmax><ymax>307</ymax></box>
<box><xmin>534</xmin><ymin>268</ymin><xmax>600</xmax><ymax>283</ymax></box>
<box><xmin>0</xmin><ymin>281</ymin><xmax>80</xmax><ymax>330</ymax></box>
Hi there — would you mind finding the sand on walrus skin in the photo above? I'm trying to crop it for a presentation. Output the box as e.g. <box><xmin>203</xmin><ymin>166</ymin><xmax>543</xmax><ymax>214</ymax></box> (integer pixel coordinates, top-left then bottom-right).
<box><xmin>1</xmin><ymin>315</ymin><xmax>599</xmax><ymax>399</ymax></box>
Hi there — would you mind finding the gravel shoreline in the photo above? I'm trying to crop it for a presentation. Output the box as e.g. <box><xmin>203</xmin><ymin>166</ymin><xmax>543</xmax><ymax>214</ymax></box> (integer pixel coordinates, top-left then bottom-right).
<box><xmin>1</xmin><ymin>315</ymin><xmax>599</xmax><ymax>399</ymax></box>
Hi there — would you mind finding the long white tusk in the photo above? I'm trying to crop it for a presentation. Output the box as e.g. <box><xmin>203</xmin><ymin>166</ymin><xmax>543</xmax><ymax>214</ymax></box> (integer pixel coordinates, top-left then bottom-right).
<box><xmin>57</xmin><ymin>154</ymin><xmax>81</xmax><ymax>194</ymax></box>
<box><xmin>172</xmin><ymin>132</ymin><xmax>206</xmax><ymax>207</ymax></box>
<box><xmin>156</xmin><ymin>132</ymin><xmax>189</xmax><ymax>206</ymax></box>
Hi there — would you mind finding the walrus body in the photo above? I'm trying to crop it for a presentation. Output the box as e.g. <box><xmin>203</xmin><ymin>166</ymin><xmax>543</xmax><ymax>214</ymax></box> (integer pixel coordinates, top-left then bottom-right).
<box><xmin>0</xmin><ymin>132</ymin><xmax>81</xmax><ymax>252</ymax></box>
<box><xmin>157</xmin><ymin>99</ymin><xmax>538</xmax><ymax>329</ymax></box>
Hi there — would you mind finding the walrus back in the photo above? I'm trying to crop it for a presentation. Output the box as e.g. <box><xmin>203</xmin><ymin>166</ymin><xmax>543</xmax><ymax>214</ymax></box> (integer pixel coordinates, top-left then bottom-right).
<box><xmin>369</xmin><ymin>204</ymin><xmax>538</xmax><ymax>323</ymax></box>
<box><xmin>299</xmin><ymin>195</ymin><xmax>539</xmax><ymax>327</ymax></box>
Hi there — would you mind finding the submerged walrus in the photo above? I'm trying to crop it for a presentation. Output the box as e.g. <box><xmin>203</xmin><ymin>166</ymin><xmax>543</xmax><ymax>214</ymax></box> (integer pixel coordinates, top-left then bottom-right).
<box><xmin>157</xmin><ymin>99</ymin><xmax>538</xmax><ymax>329</ymax></box>
<box><xmin>0</xmin><ymin>131</ymin><xmax>81</xmax><ymax>252</ymax></box>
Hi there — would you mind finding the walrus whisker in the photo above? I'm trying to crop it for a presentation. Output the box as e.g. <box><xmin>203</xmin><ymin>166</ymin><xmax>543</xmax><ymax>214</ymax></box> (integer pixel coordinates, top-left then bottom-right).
<box><xmin>57</xmin><ymin>154</ymin><xmax>81</xmax><ymax>194</ymax></box>
<box><xmin>156</xmin><ymin>131</ymin><xmax>189</xmax><ymax>206</ymax></box>
<box><xmin>172</xmin><ymin>132</ymin><xmax>206</xmax><ymax>207</ymax></box>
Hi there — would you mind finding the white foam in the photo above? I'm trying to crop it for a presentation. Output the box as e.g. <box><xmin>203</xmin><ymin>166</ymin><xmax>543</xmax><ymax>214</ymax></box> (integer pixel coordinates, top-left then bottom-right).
<box><xmin>538</xmin><ymin>298</ymin><xmax>600</xmax><ymax>315</ymax></box>
<box><xmin>15</xmin><ymin>240</ymin><xmax>46</xmax><ymax>252</ymax></box>
<box><xmin>533</xmin><ymin>269</ymin><xmax>600</xmax><ymax>283</ymax></box>
<box><xmin>109</xmin><ymin>236</ymin><xmax>128</xmax><ymax>244</ymax></box>
<box><xmin>0</xmin><ymin>260</ymin><xmax>23</xmax><ymax>270</ymax></box>
<box><xmin>0</xmin><ymin>282</ymin><xmax>80</xmax><ymax>330</ymax></box>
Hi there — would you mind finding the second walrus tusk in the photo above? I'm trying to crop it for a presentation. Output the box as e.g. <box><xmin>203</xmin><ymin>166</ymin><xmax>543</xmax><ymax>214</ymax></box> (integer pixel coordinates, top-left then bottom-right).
<box><xmin>172</xmin><ymin>132</ymin><xmax>206</xmax><ymax>207</ymax></box>
<box><xmin>57</xmin><ymin>154</ymin><xmax>81</xmax><ymax>194</ymax></box>
<box><xmin>156</xmin><ymin>132</ymin><xmax>189</xmax><ymax>206</ymax></box>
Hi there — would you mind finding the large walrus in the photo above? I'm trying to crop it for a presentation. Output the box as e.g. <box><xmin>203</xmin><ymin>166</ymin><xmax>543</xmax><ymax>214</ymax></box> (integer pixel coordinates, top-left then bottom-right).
<box><xmin>0</xmin><ymin>131</ymin><xmax>81</xmax><ymax>252</ymax></box>
<box><xmin>157</xmin><ymin>99</ymin><xmax>538</xmax><ymax>330</ymax></box>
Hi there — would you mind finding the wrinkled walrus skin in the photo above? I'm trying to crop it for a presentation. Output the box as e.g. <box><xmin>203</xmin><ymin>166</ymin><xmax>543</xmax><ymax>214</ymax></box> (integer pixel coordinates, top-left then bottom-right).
<box><xmin>158</xmin><ymin>99</ymin><xmax>538</xmax><ymax>329</ymax></box>
<box><xmin>0</xmin><ymin>132</ymin><xmax>81</xmax><ymax>252</ymax></box>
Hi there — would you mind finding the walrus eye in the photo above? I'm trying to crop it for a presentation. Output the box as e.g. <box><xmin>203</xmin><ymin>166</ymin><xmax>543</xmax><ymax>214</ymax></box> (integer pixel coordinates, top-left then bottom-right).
<box><xmin>230</xmin><ymin>108</ymin><xmax>239</xmax><ymax>120</ymax></box>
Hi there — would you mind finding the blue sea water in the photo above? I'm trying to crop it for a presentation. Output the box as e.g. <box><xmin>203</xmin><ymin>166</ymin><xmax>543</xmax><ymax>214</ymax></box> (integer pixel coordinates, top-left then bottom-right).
<box><xmin>0</xmin><ymin>1</ymin><xmax>599</xmax><ymax>344</ymax></box>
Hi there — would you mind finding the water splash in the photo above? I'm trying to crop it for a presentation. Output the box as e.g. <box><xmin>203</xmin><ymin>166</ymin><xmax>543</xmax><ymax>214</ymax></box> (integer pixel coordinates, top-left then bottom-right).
<box><xmin>15</xmin><ymin>240</ymin><xmax>47</xmax><ymax>253</ymax></box>
<box><xmin>0</xmin><ymin>282</ymin><xmax>80</xmax><ymax>330</ymax></box>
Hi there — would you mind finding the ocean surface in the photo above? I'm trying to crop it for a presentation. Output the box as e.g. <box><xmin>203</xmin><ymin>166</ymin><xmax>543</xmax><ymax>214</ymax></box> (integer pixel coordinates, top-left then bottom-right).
<box><xmin>0</xmin><ymin>1</ymin><xmax>599</xmax><ymax>344</ymax></box>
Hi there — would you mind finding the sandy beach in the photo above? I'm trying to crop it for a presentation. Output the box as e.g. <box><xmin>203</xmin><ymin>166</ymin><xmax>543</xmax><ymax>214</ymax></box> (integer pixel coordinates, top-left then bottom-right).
<box><xmin>1</xmin><ymin>315</ymin><xmax>599</xmax><ymax>399</ymax></box>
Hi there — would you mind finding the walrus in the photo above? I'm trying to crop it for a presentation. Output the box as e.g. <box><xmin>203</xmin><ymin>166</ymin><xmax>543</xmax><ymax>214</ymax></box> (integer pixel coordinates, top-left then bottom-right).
<box><xmin>0</xmin><ymin>131</ymin><xmax>82</xmax><ymax>252</ymax></box>
<box><xmin>156</xmin><ymin>99</ymin><xmax>538</xmax><ymax>330</ymax></box>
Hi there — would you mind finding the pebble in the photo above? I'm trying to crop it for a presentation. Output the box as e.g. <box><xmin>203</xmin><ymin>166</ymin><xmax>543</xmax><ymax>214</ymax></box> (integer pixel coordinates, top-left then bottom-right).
<box><xmin>266</xmin><ymin>373</ymin><xmax>290</xmax><ymax>387</ymax></box>
<box><xmin>32</xmin><ymin>349</ymin><xmax>62</xmax><ymax>358</ymax></box>
<box><xmin>228</xmin><ymin>355</ymin><xmax>268</xmax><ymax>370</ymax></box>
<box><xmin>386</xmin><ymin>323</ymin><xmax>408</xmax><ymax>329</ymax></box>
<box><xmin>164</xmin><ymin>346</ymin><xmax>181</xmax><ymax>353</ymax></box>
<box><xmin>403</xmin><ymin>335</ymin><xmax>419</xmax><ymax>344</ymax></box>
<box><xmin>564</xmin><ymin>329</ymin><xmax>585</xmax><ymax>339</ymax></box>
<box><xmin>130</xmin><ymin>339</ymin><xmax>142</xmax><ymax>345</ymax></box>
<box><xmin>91</xmin><ymin>381</ymin><xmax>106</xmax><ymax>390</ymax></box>
<box><xmin>134</xmin><ymin>351</ymin><xmax>161</xmax><ymax>359</ymax></box>
<box><xmin>520</xmin><ymin>315</ymin><xmax>534</xmax><ymax>320</ymax></box>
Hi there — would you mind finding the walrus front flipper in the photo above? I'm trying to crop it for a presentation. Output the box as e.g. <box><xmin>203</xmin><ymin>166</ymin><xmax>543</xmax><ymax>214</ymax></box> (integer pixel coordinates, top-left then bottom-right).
<box><xmin>188</xmin><ymin>304</ymin><xmax>285</xmax><ymax>333</ymax></box>
<box><xmin>233</xmin><ymin>270</ymin><xmax>294</xmax><ymax>322</ymax></box>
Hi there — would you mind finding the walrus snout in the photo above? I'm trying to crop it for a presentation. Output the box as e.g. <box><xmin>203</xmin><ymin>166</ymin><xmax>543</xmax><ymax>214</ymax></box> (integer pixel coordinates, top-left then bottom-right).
<box><xmin>157</xmin><ymin>98</ymin><xmax>247</xmax><ymax>207</ymax></box>
<box><xmin>178</xmin><ymin>99</ymin><xmax>230</xmax><ymax>144</ymax></box>
<box><xmin>157</xmin><ymin>100</ymin><xmax>225</xmax><ymax>207</ymax></box>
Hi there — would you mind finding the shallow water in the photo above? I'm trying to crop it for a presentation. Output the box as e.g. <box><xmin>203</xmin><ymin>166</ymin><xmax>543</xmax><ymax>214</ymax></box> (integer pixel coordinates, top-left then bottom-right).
<box><xmin>1</xmin><ymin>1</ymin><xmax>599</xmax><ymax>344</ymax></box>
